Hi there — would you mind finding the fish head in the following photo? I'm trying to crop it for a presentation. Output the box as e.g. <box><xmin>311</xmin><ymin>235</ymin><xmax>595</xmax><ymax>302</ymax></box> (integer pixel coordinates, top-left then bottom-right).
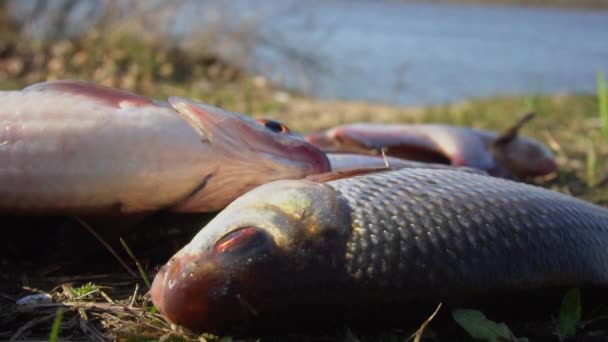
<box><xmin>168</xmin><ymin>97</ymin><xmax>329</xmax><ymax>173</ymax></box>
<box><xmin>151</xmin><ymin>179</ymin><xmax>349</xmax><ymax>332</ymax></box>
<box><xmin>494</xmin><ymin>136</ymin><xmax>557</xmax><ymax>178</ymax></box>
<box><xmin>167</xmin><ymin>98</ymin><xmax>331</xmax><ymax>211</ymax></box>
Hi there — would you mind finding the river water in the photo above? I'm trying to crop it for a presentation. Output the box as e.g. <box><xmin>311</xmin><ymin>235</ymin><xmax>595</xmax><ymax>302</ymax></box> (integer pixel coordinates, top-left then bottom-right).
<box><xmin>9</xmin><ymin>0</ymin><xmax>608</xmax><ymax>105</ymax></box>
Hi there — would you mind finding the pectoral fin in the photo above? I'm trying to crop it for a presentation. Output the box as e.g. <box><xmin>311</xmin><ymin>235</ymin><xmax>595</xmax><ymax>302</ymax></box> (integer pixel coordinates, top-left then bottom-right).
<box><xmin>168</xmin><ymin>96</ymin><xmax>213</xmax><ymax>142</ymax></box>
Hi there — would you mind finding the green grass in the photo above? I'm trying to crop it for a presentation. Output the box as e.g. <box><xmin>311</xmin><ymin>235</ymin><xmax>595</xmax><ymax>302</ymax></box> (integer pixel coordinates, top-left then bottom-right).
<box><xmin>556</xmin><ymin>288</ymin><xmax>582</xmax><ymax>339</ymax></box>
<box><xmin>48</xmin><ymin>308</ymin><xmax>64</xmax><ymax>342</ymax></box>
<box><xmin>71</xmin><ymin>282</ymin><xmax>100</xmax><ymax>299</ymax></box>
<box><xmin>120</xmin><ymin>238</ymin><xmax>153</xmax><ymax>290</ymax></box>
<box><xmin>598</xmin><ymin>69</ymin><xmax>608</xmax><ymax>140</ymax></box>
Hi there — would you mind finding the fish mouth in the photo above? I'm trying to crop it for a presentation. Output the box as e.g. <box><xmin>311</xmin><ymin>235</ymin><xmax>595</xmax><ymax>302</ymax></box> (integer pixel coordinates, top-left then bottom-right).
<box><xmin>513</xmin><ymin>158</ymin><xmax>558</xmax><ymax>178</ymax></box>
<box><xmin>150</xmin><ymin>249</ymin><xmax>277</xmax><ymax>333</ymax></box>
<box><xmin>151</xmin><ymin>254</ymin><xmax>225</xmax><ymax>332</ymax></box>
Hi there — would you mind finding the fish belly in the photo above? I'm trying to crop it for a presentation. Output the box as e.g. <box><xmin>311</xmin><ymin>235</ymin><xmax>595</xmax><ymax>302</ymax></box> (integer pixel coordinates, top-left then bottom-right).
<box><xmin>0</xmin><ymin>91</ymin><xmax>211</xmax><ymax>213</ymax></box>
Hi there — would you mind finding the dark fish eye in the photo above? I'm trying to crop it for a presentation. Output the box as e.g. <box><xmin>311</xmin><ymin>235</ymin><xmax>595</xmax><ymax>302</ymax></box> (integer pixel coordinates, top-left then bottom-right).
<box><xmin>256</xmin><ymin>118</ymin><xmax>290</xmax><ymax>134</ymax></box>
<box><xmin>214</xmin><ymin>227</ymin><xmax>269</xmax><ymax>254</ymax></box>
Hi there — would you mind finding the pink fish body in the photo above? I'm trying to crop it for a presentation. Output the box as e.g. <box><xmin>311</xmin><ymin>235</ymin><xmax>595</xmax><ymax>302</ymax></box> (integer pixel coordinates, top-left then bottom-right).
<box><xmin>307</xmin><ymin>122</ymin><xmax>556</xmax><ymax>178</ymax></box>
<box><xmin>0</xmin><ymin>81</ymin><xmax>329</xmax><ymax>214</ymax></box>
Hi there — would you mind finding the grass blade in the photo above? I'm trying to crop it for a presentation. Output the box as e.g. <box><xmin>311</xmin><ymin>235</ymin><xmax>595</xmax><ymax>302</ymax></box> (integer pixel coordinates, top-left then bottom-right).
<box><xmin>598</xmin><ymin>68</ymin><xmax>608</xmax><ymax>139</ymax></box>
<box><xmin>556</xmin><ymin>288</ymin><xmax>582</xmax><ymax>339</ymax></box>
<box><xmin>120</xmin><ymin>238</ymin><xmax>158</xmax><ymax>314</ymax></box>
<box><xmin>120</xmin><ymin>238</ymin><xmax>152</xmax><ymax>290</ymax></box>
<box><xmin>48</xmin><ymin>308</ymin><xmax>64</xmax><ymax>342</ymax></box>
<box><xmin>586</xmin><ymin>138</ymin><xmax>597</xmax><ymax>187</ymax></box>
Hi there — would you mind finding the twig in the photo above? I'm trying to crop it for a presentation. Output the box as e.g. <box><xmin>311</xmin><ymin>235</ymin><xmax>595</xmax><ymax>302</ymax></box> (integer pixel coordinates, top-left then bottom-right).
<box><xmin>409</xmin><ymin>302</ymin><xmax>442</xmax><ymax>342</ymax></box>
<box><xmin>73</xmin><ymin>217</ymin><xmax>137</xmax><ymax>278</ymax></box>
<box><xmin>381</xmin><ymin>147</ymin><xmax>390</xmax><ymax>168</ymax></box>
<box><xmin>78</xmin><ymin>317</ymin><xmax>107</xmax><ymax>342</ymax></box>
<box><xmin>129</xmin><ymin>283</ymin><xmax>140</xmax><ymax>308</ymax></box>
<box><xmin>9</xmin><ymin>313</ymin><xmax>56</xmax><ymax>341</ymax></box>
<box><xmin>0</xmin><ymin>292</ymin><xmax>16</xmax><ymax>301</ymax></box>
<box><xmin>100</xmin><ymin>290</ymin><xmax>115</xmax><ymax>304</ymax></box>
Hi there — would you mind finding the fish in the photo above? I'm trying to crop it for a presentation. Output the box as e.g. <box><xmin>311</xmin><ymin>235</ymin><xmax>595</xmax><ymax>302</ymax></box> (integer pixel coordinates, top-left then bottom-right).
<box><xmin>150</xmin><ymin>167</ymin><xmax>608</xmax><ymax>333</ymax></box>
<box><xmin>0</xmin><ymin>80</ymin><xmax>330</xmax><ymax>214</ymax></box>
<box><xmin>254</xmin><ymin>118</ymin><xmax>486</xmax><ymax>174</ymax></box>
<box><xmin>306</xmin><ymin>113</ymin><xmax>557</xmax><ymax>178</ymax></box>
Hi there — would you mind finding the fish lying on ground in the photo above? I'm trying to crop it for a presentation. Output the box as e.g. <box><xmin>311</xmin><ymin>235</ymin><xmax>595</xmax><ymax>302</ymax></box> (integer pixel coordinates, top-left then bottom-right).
<box><xmin>0</xmin><ymin>80</ymin><xmax>330</xmax><ymax>214</ymax></box>
<box><xmin>151</xmin><ymin>167</ymin><xmax>608</xmax><ymax>333</ymax></box>
<box><xmin>306</xmin><ymin>114</ymin><xmax>557</xmax><ymax>178</ymax></box>
<box><xmin>255</xmin><ymin>118</ymin><xmax>486</xmax><ymax>174</ymax></box>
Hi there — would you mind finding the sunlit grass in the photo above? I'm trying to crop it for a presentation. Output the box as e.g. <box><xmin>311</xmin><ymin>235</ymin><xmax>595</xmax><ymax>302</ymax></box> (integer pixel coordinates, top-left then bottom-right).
<box><xmin>598</xmin><ymin>69</ymin><xmax>608</xmax><ymax>140</ymax></box>
<box><xmin>586</xmin><ymin>138</ymin><xmax>598</xmax><ymax>187</ymax></box>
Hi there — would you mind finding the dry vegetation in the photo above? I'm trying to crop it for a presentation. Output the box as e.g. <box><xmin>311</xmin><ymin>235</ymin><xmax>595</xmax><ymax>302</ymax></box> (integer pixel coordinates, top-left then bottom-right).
<box><xmin>1</xmin><ymin>1</ymin><xmax>608</xmax><ymax>341</ymax></box>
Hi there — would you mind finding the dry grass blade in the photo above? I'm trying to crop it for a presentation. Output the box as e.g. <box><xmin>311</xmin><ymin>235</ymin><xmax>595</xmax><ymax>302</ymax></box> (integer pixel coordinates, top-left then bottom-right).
<box><xmin>409</xmin><ymin>302</ymin><xmax>442</xmax><ymax>342</ymax></box>
<box><xmin>129</xmin><ymin>283</ymin><xmax>140</xmax><ymax>308</ymax></box>
<box><xmin>56</xmin><ymin>299</ymin><xmax>187</xmax><ymax>340</ymax></box>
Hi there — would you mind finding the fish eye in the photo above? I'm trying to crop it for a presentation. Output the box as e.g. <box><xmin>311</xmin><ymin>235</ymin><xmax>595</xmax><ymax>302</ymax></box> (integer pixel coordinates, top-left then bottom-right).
<box><xmin>214</xmin><ymin>227</ymin><xmax>269</xmax><ymax>254</ymax></box>
<box><xmin>256</xmin><ymin>118</ymin><xmax>290</xmax><ymax>134</ymax></box>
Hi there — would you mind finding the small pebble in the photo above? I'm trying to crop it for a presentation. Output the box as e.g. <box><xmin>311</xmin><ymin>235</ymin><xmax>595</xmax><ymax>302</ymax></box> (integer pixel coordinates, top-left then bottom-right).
<box><xmin>16</xmin><ymin>293</ymin><xmax>53</xmax><ymax>308</ymax></box>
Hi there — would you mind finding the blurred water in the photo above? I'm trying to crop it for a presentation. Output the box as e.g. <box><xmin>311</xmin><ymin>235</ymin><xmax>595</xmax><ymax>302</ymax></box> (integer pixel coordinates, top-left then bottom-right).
<box><xmin>9</xmin><ymin>0</ymin><xmax>608</xmax><ymax>105</ymax></box>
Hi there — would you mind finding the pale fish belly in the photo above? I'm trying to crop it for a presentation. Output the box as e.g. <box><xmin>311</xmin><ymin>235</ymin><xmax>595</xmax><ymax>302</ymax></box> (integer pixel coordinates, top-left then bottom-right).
<box><xmin>0</xmin><ymin>91</ymin><xmax>212</xmax><ymax>213</ymax></box>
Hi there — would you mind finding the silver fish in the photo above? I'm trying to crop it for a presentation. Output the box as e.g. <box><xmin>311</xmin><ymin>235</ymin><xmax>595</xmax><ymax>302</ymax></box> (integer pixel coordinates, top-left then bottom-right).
<box><xmin>306</xmin><ymin>115</ymin><xmax>556</xmax><ymax>178</ymax></box>
<box><xmin>0</xmin><ymin>80</ymin><xmax>330</xmax><ymax>213</ymax></box>
<box><xmin>151</xmin><ymin>167</ymin><xmax>608</xmax><ymax>332</ymax></box>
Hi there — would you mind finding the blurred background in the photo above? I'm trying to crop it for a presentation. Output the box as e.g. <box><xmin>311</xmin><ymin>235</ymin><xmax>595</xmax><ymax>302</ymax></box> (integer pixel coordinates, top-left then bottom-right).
<box><xmin>1</xmin><ymin>0</ymin><xmax>606</xmax><ymax>105</ymax></box>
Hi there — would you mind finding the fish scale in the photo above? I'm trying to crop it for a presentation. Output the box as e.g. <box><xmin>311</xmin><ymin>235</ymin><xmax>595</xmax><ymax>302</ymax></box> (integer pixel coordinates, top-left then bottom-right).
<box><xmin>329</xmin><ymin>169</ymin><xmax>608</xmax><ymax>296</ymax></box>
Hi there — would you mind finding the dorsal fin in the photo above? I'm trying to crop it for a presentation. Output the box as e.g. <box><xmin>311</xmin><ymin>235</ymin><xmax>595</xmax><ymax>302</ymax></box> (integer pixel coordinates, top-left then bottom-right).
<box><xmin>23</xmin><ymin>80</ymin><xmax>156</xmax><ymax>108</ymax></box>
<box><xmin>306</xmin><ymin>166</ymin><xmax>391</xmax><ymax>183</ymax></box>
<box><xmin>493</xmin><ymin>112</ymin><xmax>535</xmax><ymax>147</ymax></box>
